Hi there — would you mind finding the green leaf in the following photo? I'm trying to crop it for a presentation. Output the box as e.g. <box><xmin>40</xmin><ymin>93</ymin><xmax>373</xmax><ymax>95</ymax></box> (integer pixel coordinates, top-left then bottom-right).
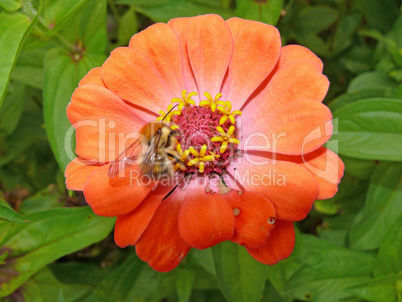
<box><xmin>175</xmin><ymin>267</ymin><xmax>196</xmax><ymax>302</ymax></box>
<box><xmin>294</xmin><ymin>5</ymin><xmax>338</xmax><ymax>32</ymax></box>
<box><xmin>41</xmin><ymin>0</ymin><xmax>93</xmax><ymax>39</ymax></box>
<box><xmin>332</xmin><ymin>13</ymin><xmax>362</xmax><ymax>54</ymax></box>
<box><xmin>342</xmin><ymin>156</ymin><xmax>376</xmax><ymax>180</ymax></box>
<box><xmin>347</xmin><ymin>274</ymin><xmax>400</xmax><ymax>302</ymax></box>
<box><xmin>0</xmin><ymin>9</ymin><xmax>41</xmax><ymax>107</ymax></box>
<box><xmin>0</xmin><ymin>199</ymin><xmax>29</xmax><ymax>223</ymax></box>
<box><xmin>373</xmin><ymin>213</ymin><xmax>402</xmax><ymax>277</ymax></box>
<box><xmin>191</xmin><ymin>247</ymin><xmax>216</xmax><ymax>276</ymax></box>
<box><xmin>333</xmin><ymin>98</ymin><xmax>402</xmax><ymax>161</ymax></box>
<box><xmin>43</xmin><ymin>49</ymin><xmax>105</xmax><ymax>171</ymax></box>
<box><xmin>283</xmin><ymin>235</ymin><xmax>375</xmax><ymax>302</ymax></box>
<box><xmin>356</xmin><ymin>0</ymin><xmax>399</xmax><ymax>33</ymax></box>
<box><xmin>0</xmin><ymin>111</ymin><xmax>45</xmax><ymax>168</ymax></box>
<box><xmin>0</xmin><ymin>207</ymin><xmax>115</xmax><ymax>297</ymax></box>
<box><xmin>49</xmin><ymin>262</ymin><xmax>106</xmax><ymax>287</ymax></box>
<box><xmin>349</xmin><ymin>162</ymin><xmax>402</xmax><ymax>250</ymax></box>
<box><xmin>0</xmin><ymin>82</ymin><xmax>26</xmax><ymax>135</ymax></box>
<box><xmin>329</xmin><ymin>89</ymin><xmax>387</xmax><ymax>112</ymax></box>
<box><xmin>22</xmin><ymin>268</ymin><xmax>92</xmax><ymax>302</ymax></box>
<box><xmin>0</xmin><ymin>0</ymin><xmax>21</xmax><ymax>11</ymax></box>
<box><xmin>18</xmin><ymin>185</ymin><xmax>65</xmax><ymax>215</ymax></box>
<box><xmin>84</xmin><ymin>254</ymin><xmax>144</xmax><ymax>302</ymax></box>
<box><xmin>235</xmin><ymin>0</ymin><xmax>283</xmax><ymax>26</ymax></box>
<box><xmin>12</xmin><ymin>66</ymin><xmax>44</xmax><ymax>89</ymax></box>
<box><xmin>212</xmin><ymin>241</ymin><xmax>267</xmax><ymax>302</ymax></box>
<box><xmin>131</xmin><ymin>0</ymin><xmax>233</xmax><ymax>23</ymax></box>
<box><xmin>348</xmin><ymin>72</ymin><xmax>398</xmax><ymax>93</ymax></box>
<box><xmin>117</xmin><ymin>7</ymin><xmax>138</xmax><ymax>46</ymax></box>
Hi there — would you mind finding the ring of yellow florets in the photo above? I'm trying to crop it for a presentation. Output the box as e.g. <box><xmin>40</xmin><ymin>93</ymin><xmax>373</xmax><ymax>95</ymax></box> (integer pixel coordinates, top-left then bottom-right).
<box><xmin>157</xmin><ymin>90</ymin><xmax>242</xmax><ymax>174</ymax></box>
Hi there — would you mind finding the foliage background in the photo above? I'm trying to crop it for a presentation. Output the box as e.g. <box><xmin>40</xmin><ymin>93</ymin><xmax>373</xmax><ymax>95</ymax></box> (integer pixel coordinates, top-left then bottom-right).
<box><xmin>0</xmin><ymin>0</ymin><xmax>401</xmax><ymax>301</ymax></box>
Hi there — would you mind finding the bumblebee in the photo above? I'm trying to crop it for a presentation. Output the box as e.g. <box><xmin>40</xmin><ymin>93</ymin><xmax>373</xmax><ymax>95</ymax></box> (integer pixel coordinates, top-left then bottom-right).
<box><xmin>108</xmin><ymin>121</ymin><xmax>185</xmax><ymax>179</ymax></box>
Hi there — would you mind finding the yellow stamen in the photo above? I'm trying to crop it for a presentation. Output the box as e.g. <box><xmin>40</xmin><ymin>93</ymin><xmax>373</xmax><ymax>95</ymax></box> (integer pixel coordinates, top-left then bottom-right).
<box><xmin>186</xmin><ymin>144</ymin><xmax>219</xmax><ymax>173</ymax></box>
<box><xmin>216</xmin><ymin>100</ymin><xmax>242</xmax><ymax>125</ymax></box>
<box><xmin>212</xmin><ymin>125</ymin><xmax>239</xmax><ymax>154</ymax></box>
<box><xmin>171</xmin><ymin>90</ymin><xmax>197</xmax><ymax>112</ymax></box>
<box><xmin>200</xmin><ymin>92</ymin><xmax>226</xmax><ymax>113</ymax></box>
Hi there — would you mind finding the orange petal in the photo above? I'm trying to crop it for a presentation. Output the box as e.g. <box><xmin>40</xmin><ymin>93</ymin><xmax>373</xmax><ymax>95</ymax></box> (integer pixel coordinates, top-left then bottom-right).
<box><xmin>187</xmin><ymin>14</ymin><xmax>233</xmax><ymax>97</ymax></box>
<box><xmin>129</xmin><ymin>23</ymin><xmax>185</xmax><ymax>102</ymax></box>
<box><xmin>65</xmin><ymin>158</ymin><xmax>100</xmax><ymax>191</ymax></box>
<box><xmin>78</xmin><ymin>67</ymin><xmax>106</xmax><ymax>87</ymax></box>
<box><xmin>277</xmin><ymin>45</ymin><xmax>324</xmax><ymax>71</ymax></box>
<box><xmin>242</xmin><ymin>59</ymin><xmax>329</xmax><ymax>121</ymax></box>
<box><xmin>83</xmin><ymin>164</ymin><xmax>155</xmax><ymax>216</ymax></box>
<box><xmin>114</xmin><ymin>184</ymin><xmax>175</xmax><ymax>247</ymax></box>
<box><xmin>223</xmin><ymin>19</ymin><xmax>281</xmax><ymax>109</ymax></box>
<box><xmin>299</xmin><ymin>147</ymin><xmax>345</xmax><ymax>200</ymax></box>
<box><xmin>177</xmin><ymin>177</ymin><xmax>235</xmax><ymax>249</ymax></box>
<box><xmin>67</xmin><ymin>84</ymin><xmax>149</xmax><ymax>126</ymax></box>
<box><xmin>225</xmin><ymin>190</ymin><xmax>276</xmax><ymax>249</ymax></box>
<box><xmin>228</xmin><ymin>154</ymin><xmax>319</xmax><ymax>221</ymax></box>
<box><xmin>246</xmin><ymin>220</ymin><xmax>295</xmax><ymax>265</ymax></box>
<box><xmin>242</xmin><ymin>100</ymin><xmax>333</xmax><ymax>155</ymax></box>
<box><xmin>135</xmin><ymin>194</ymin><xmax>191</xmax><ymax>272</ymax></box>
<box><xmin>225</xmin><ymin>17</ymin><xmax>250</xmax><ymax>40</ymax></box>
<box><xmin>75</xmin><ymin>115</ymin><xmax>138</xmax><ymax>164</ymax></box>
<box><xmin>102</xmin><ymin>47</ymin><xmax>175</xmax><ymax>113</ymax></box>
<box><xmin>168</xmin><ymin>17</ymin><xmax>199</xmax><ymax>101</ymax></box>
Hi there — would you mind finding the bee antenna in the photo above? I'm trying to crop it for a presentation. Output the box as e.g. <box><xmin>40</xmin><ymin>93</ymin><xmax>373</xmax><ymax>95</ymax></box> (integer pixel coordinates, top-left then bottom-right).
<box><xmin>162</xmin><ymin>104</ymin><xmax>179</xmax><ymax>122</ymax></box>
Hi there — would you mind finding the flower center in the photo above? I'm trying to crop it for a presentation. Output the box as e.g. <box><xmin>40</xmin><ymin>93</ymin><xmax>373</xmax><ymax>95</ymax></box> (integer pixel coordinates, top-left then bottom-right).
<box><xmin>157</xmin><ymin>90</ymin><xmax>242</xmax><ymax>175</ymax></box>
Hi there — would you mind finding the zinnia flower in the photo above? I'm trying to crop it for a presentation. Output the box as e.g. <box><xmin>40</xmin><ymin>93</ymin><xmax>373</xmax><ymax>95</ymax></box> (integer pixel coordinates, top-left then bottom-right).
<box><xmin>65</xmin><ymin>14</ymin><xmax>344</xmax><ymax>272</ymax></box>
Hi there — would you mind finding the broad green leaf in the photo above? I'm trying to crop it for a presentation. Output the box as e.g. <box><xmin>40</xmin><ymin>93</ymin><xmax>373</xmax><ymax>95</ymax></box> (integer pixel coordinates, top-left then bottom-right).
<box><xmin>283</xmin><ymin>235</ymin><xmax>375</xmax><ymax>302</ymax></box>
<box><xmin>117</xmin><ymin>7</ymin><xmax>138</xmax><ymax>46</ymax></box>
<box><xmin>0</xmin><ymin>0</ymin><xmax>21</xmax><ymax>11</ymax></box>
<box><xmin>339</xmin><ymin>46</ymin><xmax>374</xmax><ymax>75</ymax></box>
<box><xmin>356</xmin><ymin>0</ymin><xmax>399</xmax><ymax>33</ymax></box>
<box><xmin>0</xmin><ymin>9</ymin><xmax>41</xmax><ymax>107</ymax></box>
<box><xmin>294</xmin><ymin>5</ymin><xmax>338</xmax><ymax>32</ymax></box>
<box><xmin>318</xmin><ymin>213</ymin><xmax>358</xmax><ymax>247</ymax></box>
<box><xmin>333</xmin><ymin>98</ymin><xmax>402</xmax><ymax>161</ymax></box>
<box><xmin>0</xmin><ymin>111</ymin><xmax>45</xmax><ymax>168</ymax></box>
<box><xmin>43</xmin><ymin>49</ymin><xmax>105</xmax><ymax>171</ymax></box>
<box><xmin>0</xmin><ymin>199</ymin><xmax>29</xmax><ymax>223</ymax></box>
<box><xmin>132</xmin><ymin>0</ymin><xmax>233</xmax><ymax>23</ymax></box>
<box><xmin>349</xmin><ymin>162</ymin><xmax>402</xmax><ymax>250</ymax></box>
<box><xmin>347</xmin><ymin>215</ymin><xmax>402</xmax><ymax>302</ymax></box>
<box><xmin>373</xmin><ymin>214</ymin><xmax>402</xmax><ymax>277</ymax></box>
<box><xmin>41</xmin><ymin>0</ymin><xmax>93</xmax><ymax>38</ymax></box>
<box><xmin>175</xmin><ymin>267</ymin><xmax>195</xmax><ymax>302</ymax></box>
<box><xmin>342</xmin><ymin>156</ymin><xmax>376</xmax><ymax>180</ymax></box>
<box><xmin>235</xmin><ymin>0</ymin><xmax>283</xmax><ymax>26</ymax></box>
<box><xmin>22</xmin><ymin>268</ymin><xmax>92</xmax><ymax>302</ymax></box>
<box><xmin>12</xmin><ymin>67</ymin><xmax>44</xmax><ymax>89</ymax></box>
<box><xmin>18</xmin><ymin>185</ymin><xmax>65</xmax><ymax>215</ymax></box>
<box><xmin>0</xmin><ymin>207</ymin><xmax>115</xmax><ymax>297</ymax></box>
<box><xmin>329</xmin><ymin>89</ymin><xmax>386</xmax><ymax>115</ymax></box>
<box><xmin>191</xmin><ymin>247</ymin><xmax>216</xmax><ymax>275</ymax></box>
<box><xmin>212</xmin><ymin>241</ymin><xmax>267</xmax><ymax>302</ymax></box>
<box><xmin>332</xmin><ymin>13</ymin><xmax>362</xmax><ymax>54</ymax></box>
<box><xmin>0</xmin><ymin>82</ymin><xmax>26</xmax><ymax>135</ymax></box>
<box><xmin>347</xmin><ymin>274</ymin><xmax>400</xmax><ymax>302</ymax></box>
<box><xmin>49</xmin><ymin>262</ymin><xmax>106</xmax><ymax>287</ymax></box>
<box><xmin>125</xmin><ymin>265</ymin><xmax>161</xmax><ymax>301</ymax></box>
<box><xmin>84</xmin><ymin>254</ymin><xmax>144</xmax><ymax>302</ymax></box>
<box><xmin>348</xmin><ymin>72</ymin><xmax>398</xmax><ymax>93</ymax></box>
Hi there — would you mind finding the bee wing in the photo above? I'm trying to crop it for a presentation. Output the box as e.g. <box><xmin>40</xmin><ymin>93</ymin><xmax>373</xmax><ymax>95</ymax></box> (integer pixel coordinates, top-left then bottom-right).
<box><xmin>108</xmin><ymin>140</ymin><xmax>142</xmax><ymax>178</ymax></box>
<box><xmin>141</xmin><ymin>139</ymin><xmax>158</xmax><ymax>176</ymax></box>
